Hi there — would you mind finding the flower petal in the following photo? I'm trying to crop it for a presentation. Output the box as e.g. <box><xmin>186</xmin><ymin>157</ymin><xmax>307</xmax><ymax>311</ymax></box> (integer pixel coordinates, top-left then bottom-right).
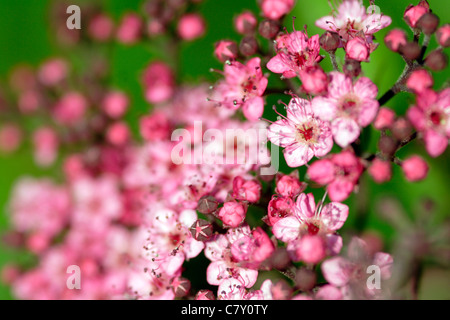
<box><xmin>321</xmin><ymin>256</ymin><xmax>352</xmax><ymax>287</ymax></box>
<box><xmin>283</xmin><ymin>143</ymin><xmax>314</xmax><ymax>167</ymax></box>
<box><xmin>320</xmin><ymin>202</ymin><xmax>349</xmax><ymax>231</ymax></box>
<box><xmin>272</xmin><ymin>216</ymin><xmax>301</xmax><ymax>242</ymax></box>
<box><xmin>331</xmin><ymin>117</ymin><xmax>360</xmax><ymax>147</ymax></box>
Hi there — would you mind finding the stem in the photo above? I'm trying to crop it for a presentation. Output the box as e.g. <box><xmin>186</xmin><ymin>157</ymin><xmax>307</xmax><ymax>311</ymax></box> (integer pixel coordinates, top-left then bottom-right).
<box><xmin>377</xmin><ymin>61</ymin><xmax>417</xmax><ymax>106</ymax></box>
<box><xmin>417</xmin><ymin>34</ymin><xmax>431</xmax><ymax>65</ymax></box>
<box><xmin>329</xmin><ymin>51</ymin><xmax>340</xmax><ymax>72</ymax></box>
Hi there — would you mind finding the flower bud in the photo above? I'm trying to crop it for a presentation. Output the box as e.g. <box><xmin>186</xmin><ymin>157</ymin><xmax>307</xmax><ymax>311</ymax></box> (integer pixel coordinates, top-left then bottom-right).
<box><xmin>406</xmin><ymin>69</ymin><xmax>433</xmax><ymax>93</ymax></box>
<box><xmin>218</xmin><ymin>201</ymin><xmax>247</xmax><ymax>228</ymax></box>
<box><xmin>116</xmin><ymin>13</ymin><xmax>143</xmax><ymax>45</ymax></box>
<box><xmin>346</xmin><ymin>37</ymin><xmax>369</xmax><ymax>61</ymax></box>
<box><xmin>378</xmin><ymin>135</ymin><xmax>398</xmax><ymax>157</ymax></box>
<box><xmin>239</xmin><ymin>36</ymin><xmax>258</xmax><ymax>56</ymax></box>
<box><xmin>404</xmin><ymin>1</ymin><xmax>429</xmax><ymax>28</ymax></box>
<box><xmin>106</xmin><ymin>121</ymin><xmax>130</xmax><ymax>146</ymax></box>
<box><xmin>399</xmin><ymin>41</ymin><xmax>421</xmax><ymax>60</ymax></box>
<box><xmin>177</xmin><ymin>13</ymin><xmax>205</xmax><ymax>41</ymax></box>
<box><xmin>343</xmin><ymin>59</ymin><xmax>362</xmax><ymax>78</ymax></box>
<box><xmin>0</xmin><ymin>124</ymin><xmax>22</xmax><ymax>153</ymax></box>
<box><xmin>374</xmin><ymin>107</ymin><xmax>396</xmax><ymax>130</ymax></box>
<box><xmin>416</xmin><ymin>12</ymin><xmax>439</xmax><ymax>35</ymax></box>
<box><xmin>258</xmin><ymin>20</ymin><xmax>280</xmax><ymax>39</ymax></box>
<box><xmin>260</xmin><ymin>0</ymin><xmax>295</xmax><ymax>21</ymax></box>
<box><xmin>402</xmin><ymin>155</ymin><xmax>429</xmax><ymax>181</ymax></box>
<box><xmin>142</xmin><ymin>61</ymin><xmax>175</xmax><ymax>104</ymax></box>
<box><xmin>190</xmin><ymin>219</ymin><xmax>213</xmax><ymax>242</ymax></box>
<box><xmin>197</xmin><ymin>195</ymin><xmax>219</xmax><ymax>214</ymax></box>
<box><xmin>384</xmin><ymin>29</ymin><xmax>408</xmax><ymax>52</ymax></box>
<box><xmin>172</xmin><ymin>277</ymin><xmax>191</xmax><ymax>298</ymax></box>
<box><xmin>436</xmin><ymin>24</ymin><xmax>450</xmax><ymax>47</ymax></box>
<box><xmin>102</xmin><ymin>91</ymin><xmax>129</xmax><ymax>119</ymax></box>
<box><xmin>392</xmin><ymin>118</ymin><xmax>413</xmax><ymax>141</ymax></box>
<box><xmin>275</xmin><ymin>173</ymin><xmax>306</xmax><ymax>198</ymax></box>
<box><xmin>214</xmin><ymin>40</ymin><xmax>238</xmax><ymax>62</ymax></box>
<box><xmin>139</xmin><ymin>112</ymin><xmax>170</xmax><ymax>141</ymax></box>
<box><xmin>425</xmin><ymin>49</ymin><xmax>448</xmax><ymax>71</ymax></box>
<box><xmin>232</xmin><ymin>176</ymin><xmax>261</xmax><ymax>203</ymax></box>
<box><xmin>88</xmin><ymin>14</ymin><xmax>114</xmax><ymax>42</ymax></box>
<box><xmin>319</xmin><ymin>31</ymin><xmax>340</xmax><ymax>52</ymax></box>
<box><xmin>294</xmin><ymin>235</ymin><xmax>326</xmax><ymax>264</ymax></box>
<box><xmin>294</xmin><ymin>267</ymin><xmax>317</xmax><ymax>291</ymax></box>
<box><xmin>33</xmin><ymin>127</ymin><xmax>59</xmax><ymax>167</ymax></box>
<box><xmin>368</xmin><ymin>158</ymin><xmax>392</xmax><ymax>184</ymax></box>
<box><xmin>195</xmin><ymin>289</ymin><xmax>215</xmax><ymax>300</ymax></box>
<box><xmin>267</xmin><ymin>195</ymin><xmax>293</xmax><ymax>226</ymax></box>
<box><xmin>235</xmin><ymin>11</ymin><xmax>257</xmax><ymax>35</ymax></box>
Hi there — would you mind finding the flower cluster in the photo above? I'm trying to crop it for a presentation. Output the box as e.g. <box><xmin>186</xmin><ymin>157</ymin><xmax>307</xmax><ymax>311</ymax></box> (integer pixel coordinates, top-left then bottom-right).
<box><xmin>0</xmin><ymin>0</ymin><xmax>448</xmax><ymax>301</ymax></box>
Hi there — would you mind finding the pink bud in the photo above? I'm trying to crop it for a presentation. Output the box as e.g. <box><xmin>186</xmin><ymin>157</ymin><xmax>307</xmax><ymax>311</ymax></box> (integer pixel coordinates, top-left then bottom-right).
<box><xmin>53</xmin><ymin>92</ymin><xmax>88</xmax><ymax>125</ymax></box>
<box><xmin>18</xmin><ymin>90</ymin><xmax>41</xmax><ymax>114</ymax></box>
<box><xmin>235</xmin><ymin>11</ymin><xmax>257</xmax><ymax>34</ymax></box>
<box><xmin>1</xmin><ymin>264</ymin><xmax>20</xmax><ymax>285</ymax></box>
<box><xmin>425</xmin><ymin>49</ymin><xmax>448</xmax><ymax>71</ymax></box>
<box><xmin>0</xmin><ymin>124</ymin><xmax>22</xmax><ymax>153</ymax></box>
<box><xmin>142</xmin><ymin>61</ymin><xmax>175</xmax><ymax>104</ymax></box>
<box><xmin>63</xmin><ymin>154</ymin><xmax>85</xmax><ymax>181</ymax></box>
<box><xmin>195</xmin><ymin>290</ymin><xmax>215</xmax><ymax>300</ymax></box>
<box><xmin>345</xmin><ymin>37</ymin><xmax>370</xmax><ymax>61</ymax></box>
<box><xmin>26</xmin><ymin>233</ymin><xmax>50</xmax><ymax>254</ymax></box>
<box><xmin>116</xmin><ymin>13</ymin><xmax>143</xmax><ymax>44</ymax></box>
<box><xmin>404</xmin><ymin>1</ymin><xmax>429</xmax><ymax>28</ymax></box>
<box><xmin>384</xmin><ymin>29</ymin><xmax>408</xmax><ymax>52</ymax></box>
<box><xmin>147</xmin><ymin>20</ymin><xmax>165</xmax><ymax>37</ymax></box>
<box><xmin>295</xmin><ymin>235</ymin><xmax>326</xmax><ymax>264</ymax></box>
<box><xmin>260</xmin><ymin>0</ymin><xmax>295</xmax><ymax>21</ymax></box>
<box><xmin>218</xmin><ymin>201</ymin><xmax>247</xmax><ymax>228</ymax></box>
<box><xmin>267</xmin><ymin>195</ymin><xmax>293</xmax><ymax>226</ymax></box>
<box><xmin>368</xmin><ymin>158</ymin><xmax>392</xmax><ymax>184</ymax></box>
<box><xmin>258</xmin><ymin>20</ymin><xmax>280</xmax><ymax>39</ymax></box>
<box><xmin>214</xmin><ymin>40</ymin><xmax>238</xmax><ymax>62</ymax></box>
<box><xmin>33</xmin><ymin>127</ymin><xmax>58</xmax><ymax>167</ymax></box>
<box><xmin>107</xmin><ymin>121</ymin><xmax>130</xmax><ymax>146</ymax></box>
<box><xmin>402</xmin><ymin>155</ymin><xmax>429</xmax><ymax>182</ymax></box>
<box><xmin>436</xmin><ymin>24</ymin><xmax>450</xmax><ymax>47</ymax></box>
<box><xmin>275</xmin><ymin>173</ymin><xmax>305</xmax><ymax>198</ymax></box>
<box><xmin>232</xmin><ymin>176</ymin><xmax>261</xmax><ymax>203</ymax></box>
<box><xmin>139</xmin><ymin>112</ymin><xmax>170</xmax><ymax>141</ymax></box>
<box><xmin>319</xmin><ymin>31</ymin><xmax>340</xmax><ymax>52</ymax></box>
<box><xmin>38</xmin><ymin>58</ymin><xmax>68</xmax><ymax>87</ymax></box>
<box><xmin>374</xmin><ymin>107</ymin><xmax>396</xmax><ymax>130</ymax></box>
<box><xmin>299</xmin><ymin>66</ymin><xmax>328</xmax><ymax>95</ymax></box>
<box><xmin>102</xmin><ymin>91</ymin><xmax>129</xmax><ymax>118</ymax></box>
<box><xmin>406</xmin><ymin>69</ymin><xmax>433</xmax><ymax>93</ymax></box>
<box><xmin>88</xmin><ymin>14</ymin><xmax>114</xmax><ymax>42</ymax></box>
<box><xmin>177</xmin><ymin>13</ymin><xmax>206</xmax><ymax>41</ymax></box>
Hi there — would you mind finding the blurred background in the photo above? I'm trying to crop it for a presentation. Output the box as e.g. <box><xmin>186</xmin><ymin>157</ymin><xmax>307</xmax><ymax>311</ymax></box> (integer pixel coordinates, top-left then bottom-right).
<box><xmin>0</xmin><ymin>0</ymin><xmax>448</xmax><ymax>299</ymax></box>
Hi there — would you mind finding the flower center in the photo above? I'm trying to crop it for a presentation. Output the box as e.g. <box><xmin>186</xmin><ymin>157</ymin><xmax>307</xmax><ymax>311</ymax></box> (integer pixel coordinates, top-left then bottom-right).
<box><xmin>296</xmin><ymin>123</ymin><xmax>316</xmax><ymax>143</ymax></box>
<box><xmin>306</xmin><ymin>222</ymin><xmax>320</xmax><ymax>235</ymax></box>
<box><xmin>429</xmin><ymin>111</ymin><xmax>442</xmax><ymax>126</ymax></box>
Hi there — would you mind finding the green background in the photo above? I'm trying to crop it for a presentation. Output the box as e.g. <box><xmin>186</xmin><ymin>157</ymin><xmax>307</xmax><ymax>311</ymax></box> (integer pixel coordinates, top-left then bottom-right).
<box><xmin>0</xmin><ymin>0</ymin><xmax>448</xmax><ymax>299</ymax></box>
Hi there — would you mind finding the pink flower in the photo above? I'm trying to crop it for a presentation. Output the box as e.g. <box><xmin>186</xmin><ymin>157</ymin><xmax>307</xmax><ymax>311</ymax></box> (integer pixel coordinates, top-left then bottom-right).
<box><xmin>267</xmin><ymin>29</ymin><xmax>322</xmax><ymax>79</ymax></box>
<box><xmin>316</xmin><ymin>0</ymin><xmax>391</xmax><ymax>41</ymax></box>
<box><xmin>139</xmin><ymin>111</ymin><xmax>170</xmax><ymax>141</ymax></box>
<box><xmin>106</xmin><ymin>121</ymin><xmax>130</xmax><ymax>146</ymax></box>
<box><xmin>368</xmin><ymin>158</ymin><xmax>392</xmax><ymax>184</ymax></box>
<box><xmin>373</xmin><ymin>107</ymin><xmax>396</xmax><ymax>130</ymax></box>
<box><xmin>407</xmin><ymin>88</ymin><xmax>450</xmax><ymax>157</ymax></box>
<box><xmin>232</xmin><ymin>176</ymin><xmax>261</xmax><ymax>203</ymax></box>
<box><xmin>213</xmin><ymin>57</ymin><xmax>268</xmax><ymax>121</ymax></box>
<box><xmin>266</xmin><ymin>195</ymin><xmax>294</xmax><ymax>226</ymax></box>
<box><xmin>38</xmin><ymin>58</ymin><xmax>68</xmax><ymax>86</ymax></box>
<box><xmin>142</xmin><ymin>61</ymin><xmax>175</xmax><ymax>104</ymax></box>
<box><xmin>384</xmin><ymin>29</ymin><xmax>408</xmax><ymax>52</ymax></box>
<box><xmin>102</xmin><ymin>91</ymin><xmax>129</xmax><ymax>119</ymax></box>
<box><xmin>275</xmin><ymin>172</ymin><xmax>306</xmax><ymax>198</ymax></box>
<box><xmin>307</xmin><ymin>150</ymin><xmax>363</xmax><ymax>202</ymax></box>
<box><xmin>0</xmin><ymin>124</ymin><xmax>22</xmax><ymax>153</ymax></box>
<box><xmin>218</xmin><ymin>201</ymin><xmax>247</xmax><ymax>228</ymax></box>
<box><xmin>32</xmin><ymin>127</ymin><xmax>59</xmax><ymax>167</ymax></box>
<box><xmin>404</xmin><ymin>0</ymin><xmax>429</xmax><ymax>28</ymax></box>
<box><xmin>321</xmin><ymin>237</ymin><xmax>393</xmax><ymax>299</ymax></box>
<box><xmin>406</xmin><ymin>69</ymin><xmax>433</xmax><ymax>94</ymax></box>
<box><xmin>116</xmin><ymin>13</ymin><xmax>142</xmax><ymax>44</ymax></box>
<box><xmin>214</xmin><ymin>40</ymin><xmax>238</xmax><ymax>62</ymax></box>
<box><xmin>177</xmin><ymin>14</ymin><xmax>206</xmax><ymax>41</ymax></box>
<box><xmin>267</xmin><ymin>97</ymin><xmax>333</xmax><ymax>167</ymax></box>
<box><xmin>298</xmin><ymin>65</ymin><xmax>328</xmax><ymax>95</ymax></box>
<box><xmin>53</xmin><ymin>91</ymin><xmax>88</xmax><ymax>125</ymax></box>
<box><xmin>272</xmin><ymin>193</ymin><xmax>348</xmax><ymax>261</ymax></box>
<box><xmin>345</xmin><ymin>36</ymin><xmax>370</xmax><ymax>62</ymax></box>
<box><xmin>260</xmin><ymin>0</ymin><xmax>295</xmax><ymax>21</ymax></box>
<box><xmin>88</xmin><ymin>14</ymin><xmax>114</xmax><ymax>42</ymax></box>
<box><xmin>311</xmin><ymin>72</ymin><xmax>379</xmax><ymax>147</ymax></box>
<box><xmin>402</xmin><ymin>155</ymin><xmax>429</xmax><ymax>182</ymax></box>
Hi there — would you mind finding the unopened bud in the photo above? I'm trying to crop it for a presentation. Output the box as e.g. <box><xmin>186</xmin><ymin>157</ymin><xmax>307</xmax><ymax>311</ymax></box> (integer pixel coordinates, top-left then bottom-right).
<box><xmin>172</xmin><ymin>277</ymin><xmax>191</xmax><ymax>298</ymax></box>
<box><xmin>425</xmin><ymin>49</ymin><xmax>448</xmax><ymax>71</ymax></box>
<box><xmin>402</xmin><ymin>155</ymin><xmax>429</xmax><ymax>182</ymax></box>
<box><xmin>195</xmin><ymin>289</ymin><xmax>215</xmax><ymax>300</ymax></box>
<box><xmin>374</xmin><ymin>107</ymin><xmax>396</xmax><ymax>130</ymax></box>
<box><xmin>399</xmin><ymin>42</ymin><xmax>421</xmax><ymax>60</ymax></box>
<box><xmin>378</xmin><ymin>135</ymin><xmax>398</xmax><ymax>157</ymax></box>
<box><xmin>258</xmin><ymin>20</ymin><xmax>280</xmax><ymax>39</ymax></box>
<box><xmin>384</xmin><ymin>29</ymin><xmax>408</xmax><ymax>52</ymax></box>
<box><xmin>190</xmin><ymin>219</ymin><xmax>213</xmax><ymax>242</ymax></box>
<box><xmin>391</xmin><ymin>118</ymin><xmax>413</xmax><ymax>141</ymax></box>
<box><xmin>416</xmin><ymin>12</ymin><xmax>439</xmax><ymax>35</ymax></box>
<box><xmin>436</xmin><ymin>24</ymin><xmax>450</xmax><ymax>47</ymax></box>
<box><xmin>239</xmin><ymin>36</ymin><xmax>259</xmax><ymax>56</ymax></box>
<box><xmin>294</xmin><ymin>267</ymin><xmax>317</xmax><ymax>291</ymax></box>
<box><xmin>343</xmin><ymin>59</ymin><xmax>362</xmax><ymax>78</ymax></box>
<box><xmin>196</xmin><ymin>195</ymin><xmax>219</xmax><ymax>214</ymax></box>
<box><xmin>319</xmin><ymin>31</ymin><xmax>340</xmax><ymax>52</ymax></box>
<box><xmin>368</xmin><ymin>158</ymin><xmax>392</xmax><ymax>184</ymax></box>
<box><xmin>214</xmin><ymin>40</ymin><xmax>238</xmax><ymax>62</ymax></box>
<box><xmin>235</xmin><ymin>11</ymin><xmax>258</xmax><ymax>35</ymax></box>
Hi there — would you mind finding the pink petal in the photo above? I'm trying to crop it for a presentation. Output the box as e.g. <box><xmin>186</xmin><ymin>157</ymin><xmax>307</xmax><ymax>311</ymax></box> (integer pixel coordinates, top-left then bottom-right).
<box><xmin>272</xmin><ymin>216</ymin><xmax>301</xmax><ymax>242</ymax></box>
<box><xmin>295</xmin><ymin>193</ymin><xmax>316</xmax><ymax>220</ymax></box>
<box><xmin>321</xmin><ymin>256</ymin><xmax>352</xmax><ymax>287</ymax></box>
<box><xmin>315</xmin><ymin>285</ymin><xmax>343</xmax><ymax>300</ymax></box>
<box><xmin>363</xmin><ymin>14</ymin><xmax>392</xmax><ymax>34</ymax></box>
<box><xmin>327</xmin><ymin>178</ymin><xmax>354</xmax><ymax>202</ymax></box>
<box><xmin>267</xmin><ymin>54</ymin><xmax>290</xmax><ymax>74</ymax></box>
<box><xmin>354</xmin><ymin>77</ymin><xmax>378</xmax><ymax>100</ymax></box>
<box><xmin>358</xmin><ymin>99</ymin><xmax>379</xmax><ymax>127</ymax></box>
<box><xmin>325</xmin><ymin>234</ymin><xmax>343</xmax><ymax>256</ymax></box>
<box><xmin>372</xmin><ymin>252</ymin><xmax>394</xmax><ymax>280</ymax></box>
<box><xmin>311</xmin><ymin>96</ymin><xmax>338</xmax><ymax>122</ymax></box>
<box><xmin>315</xmin><ymin>16</ymin><xmax>336</xmax><ymax>31</ymax></box>
<box><xmin>237</xmin><ymin>267</ymin><xmax>259</xmax><ymax>288</ymax></box>
<box><xmin>424</xmin><ymin>129</ymin><xmax>448</xmax><ymax>157</ymax></box>
<box><xmin>268</xmin><ymin>120</ymin><xmax>296</xmax><ymax>147</ymax></box>
<box><xmin>320</xmin><ymin>202</ymin><xmax>349</xmax><ymax>231</ymax></box>
<box><xmin>243</xmin><ymin>96</ymin><xmax>264</xmax><ymax>121</ymax></box>
<box><xmin>307</xmin><ymin>158</ymin><xmax>335</xmax><ymax>185</ymax></box>
<box><xmin>407</xmin><ymin>106</ymin><xmax>426</xmax><ymax>131</ymax></box>
<box><xmin>313</xmin><ymin>133</ymin><xmax>334</xmax><ymax>157</ymax></box>
<box><xmin>206</xmin><ymin>261</ymin><xmax>228</xmax><ymax>286</ymax></box>
<box><xmin>283</xmin><ymin>143</ymin><xmax>314</xmax><ymax>167</ymax></box>
<box><xmin>331</xmin><ymin>117</ymin><xmax>360</xmax><ymax>147</ymax></box>
<box><xmin>327</xmin><ymin>72</ymin><xmax>352</xmax><ymax>99</ymax></box>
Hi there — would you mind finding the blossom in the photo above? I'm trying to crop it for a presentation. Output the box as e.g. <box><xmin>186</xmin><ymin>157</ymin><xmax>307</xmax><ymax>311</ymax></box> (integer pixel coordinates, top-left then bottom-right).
<box><xmin>260</xmin><ymin>0</ymin><xmax>295</xmax><ymax>21</ymax></box>
<box><xmin>321</xmin><ymin>237</ymin><xmax>393</xmax><ymax>299</ymax></box>
<box><xmin>267</xmin><ymin>29</ymin><xmax>322</xmax><ymax>79</ymax></box>
<box><xmin>267</xmin><ymin>97</ymin><xmax>333</xmax><ymax>167</ymax></box>
<box><xmin>272</xmin><ymin>193</ymin><xmax>348</xmax><ymax>261</ymax></box>
<box><xmin>401</xmin><ymin>155</ymin><xmax>429</xmax><ymax>182</ymax></box>
<box><xmin>212</xmin><ymin>57</ymin><xmax>268</xmax><ymax>121</ymax></box>
<box><xmin>311</xmin><ymin>72</ymin><xmax>379</xmax><ymax>147</ymax></box>
<box><xmin>315</xmin><ymin>0</ymin><xmax>391</xmax><ymax>41</ymax></box>
<box><xmin>407</xmin><ymin>88</ymin><xmax>450</xmax><ymax>157</ymax></box>
<box><xmin>307</xmin><ymin>150</ymin><xmax>363</xmax><ymax>202</ymax></box>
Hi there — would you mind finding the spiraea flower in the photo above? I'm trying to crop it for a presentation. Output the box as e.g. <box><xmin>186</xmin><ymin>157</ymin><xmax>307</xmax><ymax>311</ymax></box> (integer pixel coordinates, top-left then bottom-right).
<box><xmin>407</xmin><ymin>88</ymin><xmax>450</xmax><ymax>157</ymax></box>
<box><xmin>315</xmin><ymin>0</ymin><xmax>392</xmax><ymax>41</ymax></box>
<box><xmin>267</xmin><ymin>28</ymin><xmax>323</xmax><ymax>79</ymax></box>
<box><xmin>267</xmin><ymin>97</ymin><xmax>333</xmax><ymax>167</ymax></box>
<box><xmin>311</xmin><ymin>72</ymin><xmax>379</xmax><ymax>147</ymax></box>
<box><xmin>212</xmin><ymin>57</ymin><xmax>268</xmax><ymax>121</ymax></box>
